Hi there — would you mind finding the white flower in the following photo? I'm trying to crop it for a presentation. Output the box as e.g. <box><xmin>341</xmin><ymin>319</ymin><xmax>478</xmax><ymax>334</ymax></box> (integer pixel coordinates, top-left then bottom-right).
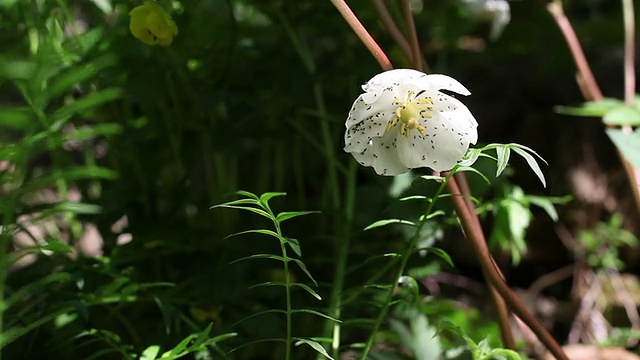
<box><xmin>344</xmin><ymin>69</ymin><xmax>478</xmax><ymax>175</ymax></box>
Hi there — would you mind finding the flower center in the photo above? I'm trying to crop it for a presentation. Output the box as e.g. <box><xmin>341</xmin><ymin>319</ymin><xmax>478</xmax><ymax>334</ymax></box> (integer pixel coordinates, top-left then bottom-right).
<box><xmin>386</xmin><ymin>90</ymin><xmax>434</xmax><ymax>137</ymax></box>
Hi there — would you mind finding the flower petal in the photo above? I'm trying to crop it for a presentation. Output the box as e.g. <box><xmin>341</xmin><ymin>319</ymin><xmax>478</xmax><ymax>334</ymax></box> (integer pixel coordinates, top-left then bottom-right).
<box><xmin>396</xmin><ymin>111</ymin><xmax>477</xmax><ymax>171</ymax></box>
<box><xmin>361</xmin><ymin>69</ymin><xmax>426</xmax><ymax>104</ymax></box>
<box><xmin>419</xmin><ymin>74</ymin><xmax>471</xmax><ymax>96</ymax></box>
<box><xmin>351</xmin><ymin>132</ymin><xmax>409</xmax><ymax>176</ymax></box>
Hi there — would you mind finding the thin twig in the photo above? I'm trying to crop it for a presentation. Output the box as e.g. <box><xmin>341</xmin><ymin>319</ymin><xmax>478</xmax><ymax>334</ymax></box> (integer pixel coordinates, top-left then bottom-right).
<box><xmin>447</xmin><ymin>177</ymin><xmax>569</xmax><ymax>360</ymax></box>
<box><xmin>330</xmin><ymin>0</ymin><xmax>393</xmax><ymax>71</ymax></box>
<box><xmin>400</xmin><ymin>0</ymin><xmax>424</xmax><ymax>72</ymax></box>
<box><xmin>622</xmin><ymin>0</ymin><xmax>635</xmax><ymax>107</ymax></box>
<box><xmin>454</xmin><ymin>172</ymin><xmax>515</xmax><ymax>349</ymax></box>
<box><xmin>605</xmin><ymin>269</ymin><xmax>640</xmax><ymax>346</ymax></box>
<box><xmin>372</xmin><ymin>0</ymin><xmax>412</xmax><ymax>61</ymax></box>
<box><xmin>547</xmin><ymin>1</ymin><xmax>603</xmax><ymax>101</ymax></box>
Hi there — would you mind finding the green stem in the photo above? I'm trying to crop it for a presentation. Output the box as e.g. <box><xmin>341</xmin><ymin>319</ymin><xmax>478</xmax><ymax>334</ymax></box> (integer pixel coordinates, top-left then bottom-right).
<box><xmin>274</xmin><ymin>220</ymin><xmax>293</xmax><ymax>360</ymax></box>
<box><xmin>359</xmin><ymin>171</ymin><xmax>455</xmax><ymax>359</ymax></box>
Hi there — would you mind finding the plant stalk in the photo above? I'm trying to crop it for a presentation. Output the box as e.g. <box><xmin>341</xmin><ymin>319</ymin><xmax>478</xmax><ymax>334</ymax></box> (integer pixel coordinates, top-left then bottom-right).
<box><xmin>446</xmin><ymin>177</ymin><xmax>568</xmax><ymax>360</ymax></box>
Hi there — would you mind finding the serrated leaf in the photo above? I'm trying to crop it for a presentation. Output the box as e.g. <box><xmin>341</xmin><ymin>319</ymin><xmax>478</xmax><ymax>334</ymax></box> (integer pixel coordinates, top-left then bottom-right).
<box><xmin>223</xmin><ymin>229</ymin><xmax>279</xmax><ymax>240</ymax></box>
<box><xmin>230</xmin><ymin>254</ymin><xmax>284</xmax><ymax>265</ymax></box>
<box><xmin>364</xmin><ymin>219</ymin><xmax>416</xmax><ymax>231</ymax></box>
<box><xmin>294</xmin><ymin>338</ymin><xmax>334</xmax><ymax>360</ymax></box>
<box><xmin>290</xmin><ymin>259</ymin><xmax>317</xmax><ymax>286</ymax></box>
<box><xmin>275</xmin><ymin>211</ymin><xmax>319</xmax><ymax>224</ymax></box>
<box><xmin>291</xmin><ymin>283</ymin><xmax>322</xmax><ymax>300</ymax></box>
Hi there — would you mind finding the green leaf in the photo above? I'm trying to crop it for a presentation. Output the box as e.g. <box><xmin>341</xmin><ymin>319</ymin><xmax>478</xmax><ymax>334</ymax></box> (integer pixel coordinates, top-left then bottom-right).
<box><xmin>234</xmin><ymin>190</ymin><xmax>259</xmax><ymax>200</ymax></box>
<box><xmin>364</xmin><ymin>219</ymin><xmax>416</xmax><ymax>231</ymax></box>
<box><xmin>418</xmin><ymin>247</ymin><xmax>454</xmax><ymax>267</ymax></box>
<box><xmin>258</xmin><ymin>192</ymin><xmax>286</xmax><ymax>209</ymax></box>
<box><xmin>606</xmin><ymin>129</ymin><xmax>640</xmax><ymax>168</ymax></box>
<box><xmin>275</xmin><ymin>211</ymin><xmax>319</xmax><ymax>224</ymax></box>
<box><xmin>291</xmin><ymin>309</ymin><xmax>341</xmax><ymax>323</ymax></box>
<box><xmin>140</xmin><ymin>346</ymin><xmax>160</xmax><ymax>360</ymax></box>
<box><xmin>554</xmin><ymin>98</ymin><xmax>622</xmax><ymax>117</ymax></box>
<box><xmin>63</xmin><ymin>123</ymin><xmax>123</xmax><ymax>141</ymax></box>
<box><xmin>294</xmin><ymin>338</ymin><xmax>334</xmax><ymax>360</ymax></box>
<box><xmin>603</xmin><ymin>106</ymin><xmax>640</xmax><ymax>126</ymax></box>
<box><xmin>223</xmin><ymin>229</ymin><xmax>279</xmax><ymax>240</ymax></box>
<box><xmin>291</xmin><ymin>283</ymin><xmax>322</xmax><ymax>300</ymax></box>
<box><xmin>453</xmin><ymin>166</ymin><xmax>491</xmax><ymax>184</ymax></box>
<box><xmin>21</xmin><ymin>167</ymin><xmax>117</xmax><ymax>194</ymax></box>
<box><xmin>46</xmin><ymin>54</ymin><xmax>117</xmax><ymax>100</ymax></box>
<box><xmin>420</xmin><ymin>210</ymin><xmax>446</xmax><ymax>221</ymax></box>
<box><xmin>399</xmin><ymin>195</ymin><xmax>429</xmax><ymax>202</ymax></box>
<box><xmin>51</xmin><ymin>88</ymin><xmax>123</xmax><ymax>122</ymax></box>
<box><xmin>230</xmin><ymin>254</ymin><xmax>284</xmax><ymax>265</ymax></box>
<box><xmin>495</xmin><ymin>145</ymin><xmax>511</xmax><ymax>177</ymax></box>
<box><xmin>510</xmin><ymin>145</ymin><xmax>547</xmax><ymax>187</ymax></box>
<box><xmin>0</xmin><ymin>107</ymin><xmax>35</xmax><ymax>131</ymax></box>
<box><xmin>284</xmin><ymin>237</ymin><xmax>302</xmax><ymax>257</ymax></box>
<box><xmin>290</xmin><ymin>259</ymin><xmax>318</xmax><ymax>286</ymax></box>
<box><xmin>211</xmin><ymin>204</ymin><xmax>271</xmax><ymax>219</ymax></box>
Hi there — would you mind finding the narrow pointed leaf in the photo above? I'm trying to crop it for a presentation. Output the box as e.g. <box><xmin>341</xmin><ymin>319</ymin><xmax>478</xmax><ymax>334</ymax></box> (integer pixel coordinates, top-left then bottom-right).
<box><xmin>511</xmin><ymin>146</ymin><xmax>546</xmax><ymax>187</ymax></box>
<box><xmin>495</xmin><ymin>145</ymin><xmax>511</xmax><ymax>177</ymax></box>
<box><xmin>224</xmin><ymin>229</ymin><xmax>278</xmax><ymax>240</ymax></box>
<box><xmin>364</xmin><ymin>219</ymin><xmax>415</xmax><ymax>231</ymax></box>
<box><xmin>290</xmin><ymin>259</ymin><xmax>317</xmax><ymax>286</ymax></box>
<box><xmin>235</xmin><ymin>190</ymin><xmax>260</xmax><ymax>200</ymax></box>
<box><xmin>284</xmin><ymin>237</ymin><xmax>302</xmax><ymax>257</ymax></box>
<box><xmin>258</xmin><ymin>192</ymin><xmax>286</xmax><ymax>209</ymax></box>
<box><xmin>211</xmin><ymin>205</ymin><xmax>271</xmax><ymax>219</ymax></box>
<box><xmin>275</xmin><ymin>211</ymin><xmax>319</xmax><ymax>224</ymax></box>
<box><xmin>291</xmin><ymin>283</ymin><xmax>322</xmax><ymax>300</ymax></box>
<box><xmin>294</xmin><ymin>338</ymin><xmax>335</xmax><ymax>360</ymax></box>
<box><xmin>291</xmin><ymin>309</ymin><xmax>341</xmax><ymax>323</ymax></box>
<box><xmin>230</xmin><ymin>254</ymin><xmax>284</xmax><ymax>265</ymax></box>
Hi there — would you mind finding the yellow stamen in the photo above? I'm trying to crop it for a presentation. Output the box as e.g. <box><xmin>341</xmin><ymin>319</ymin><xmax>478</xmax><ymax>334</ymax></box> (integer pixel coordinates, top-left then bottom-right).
<box><xmin>385</xmin><ymin>91</ymin><xmax>433</xmax><ymax>137</ymax></box>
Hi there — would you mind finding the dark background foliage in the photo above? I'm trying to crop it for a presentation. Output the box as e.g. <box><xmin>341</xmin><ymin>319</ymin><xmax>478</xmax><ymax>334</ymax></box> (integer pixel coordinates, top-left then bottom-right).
<box><xmin>1</xmin><ymin>0</ymin><xmax>639</xmax><ymax>359</ymax></box>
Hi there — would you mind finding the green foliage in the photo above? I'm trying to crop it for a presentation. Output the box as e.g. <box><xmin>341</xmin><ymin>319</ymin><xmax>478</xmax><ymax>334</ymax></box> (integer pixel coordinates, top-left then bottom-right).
<box><xmin>213</xmin><ymin>191</ymin><xmax>332</xmax><ymax>359</ymax></box>
<box><xmin>578</xmin><ymin>214</ymin><xmax>638</xmax><ymax>271</ymax></box>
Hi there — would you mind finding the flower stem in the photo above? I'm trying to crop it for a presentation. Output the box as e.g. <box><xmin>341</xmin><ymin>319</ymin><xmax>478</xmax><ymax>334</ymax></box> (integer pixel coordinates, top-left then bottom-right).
<box><xmin>372</xmin><ymin>0</ymin><xmax>412</xmax><ymax>62</ymax></box>
<box><xmin>400</xmin><ymin>0</ymin><xmax>424</xmax><ymax>72</ymax></box>
<box><xmin>446</xmin><ymin>177</ymin><xmax>568</xmax><ymax>360</ymax></box>
<box><xmin>359</xmin><ymin>172</ymin><xmax>454</xmax><ymax>360</ymax></box>
<box><xmin>546</xmin><ymin>1</ymin><xmax>602</xmax><ymax>101</ymax></box>
<box><xmin>622</xmin><ymin>0</ymin><xmax>635</xmax><ymax>107</ymax></box>
<box><xmin>330</xmin><ymin>0</ymin><xmax>393</xmax><ymax>71</ymax></box>
<box><xmin>454</xmin><ymin>173</ymin><xmax>515</xmax><ymax>349</ymax></box>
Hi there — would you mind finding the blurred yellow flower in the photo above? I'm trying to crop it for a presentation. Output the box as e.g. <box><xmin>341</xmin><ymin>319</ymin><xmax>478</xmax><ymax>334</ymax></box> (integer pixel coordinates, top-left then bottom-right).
<box><xmin>129</xmin><ymin>1</ymin><xmax>178</xmax><ymax>46</ymax></box>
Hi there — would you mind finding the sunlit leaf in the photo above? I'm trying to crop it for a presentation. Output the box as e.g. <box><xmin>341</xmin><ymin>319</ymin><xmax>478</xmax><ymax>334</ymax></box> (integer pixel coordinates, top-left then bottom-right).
<box><xmin>294</xmin><ymin>338</ymin><xmax>334</xmax><ymax>360</ymax></box>
<box><xmin>364</xmin><ymin>219</ymin><xmax>416</xmax><ymax>231</ymax></box>
<box><xmin>603</xmin><ymin>106</ymin><xmax>640</xmax><ymax>126</ymax></box>
<box><xmin>275</xmin><ymin>211</ymin><xmax>319</xmax><ymax>224</ymax></box>
<box><xmin>291</xmin><ymin>283</ymin><xmax>322</xmax><ymax>300</ymax></box>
